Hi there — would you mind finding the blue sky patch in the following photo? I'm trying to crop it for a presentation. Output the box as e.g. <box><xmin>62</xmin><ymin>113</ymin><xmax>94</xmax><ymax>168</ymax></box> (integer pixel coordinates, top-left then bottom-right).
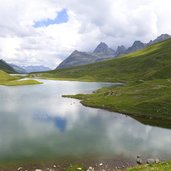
<box><xmin>34</xmin><ymin>9</ymin><xmax>68</xmax><ymax>27</ymax></box>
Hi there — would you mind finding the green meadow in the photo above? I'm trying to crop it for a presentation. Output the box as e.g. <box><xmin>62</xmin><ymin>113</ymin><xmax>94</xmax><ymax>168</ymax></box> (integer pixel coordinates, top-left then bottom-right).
<box><xmin>0</xmin><ymin>70</ymin><xmax>42</xmax><ymax>86</ymax></box>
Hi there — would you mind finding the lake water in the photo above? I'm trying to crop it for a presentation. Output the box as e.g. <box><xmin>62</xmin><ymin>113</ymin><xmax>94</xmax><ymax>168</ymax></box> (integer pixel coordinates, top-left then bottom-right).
<box><xmin>0</xmin><ymin>80</ymin><xmax>171</xmax><ymax>162</ymax></box>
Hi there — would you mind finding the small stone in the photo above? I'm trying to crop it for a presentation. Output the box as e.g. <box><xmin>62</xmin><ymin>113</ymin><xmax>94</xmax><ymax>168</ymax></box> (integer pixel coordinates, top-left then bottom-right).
<box><xmin>155</xmin><ymin>158</ymin><xmax>160</xmax><ymax>163</ymax></box>
<box><xmin>87</xmin><ymin>167</ymin><xmax>95</xmax><ymax>171</ymax></box>
<box><xmin>99</xmin><ymin>163</ymin><xmax>103</xmax><ymax>166</ymax></box>
<box><xmin>137</xmin><ymin>158</ymin><xmax>143</xmax><ymax>165</ymax></box>
<box><xmin>17</xmin><ymin>167</ymin><xmax>23</xmax><ymax>171</ymax></box>
<box><xmin>77</xmin><ymin>168</ymin><xmax>82</xmax><ymax>171</ymax></box>
<box><xmin>35</xmin><ymin>169</ymin><xmax>43</xmax><ymax>171</ymax></box>
<box><xmin>53</xmin><ymin>165</ymin><xmax>57</xmax><ymax>168</ymax></box>
<box><xmin>136</xmin><ymin>155</ymin><xmax>143</xmax><ymax>165</ymax></box>
<box><xmin>147</xmin><ymin>158</ymin><xmax>155</xmax><ymax>164</ymax></box>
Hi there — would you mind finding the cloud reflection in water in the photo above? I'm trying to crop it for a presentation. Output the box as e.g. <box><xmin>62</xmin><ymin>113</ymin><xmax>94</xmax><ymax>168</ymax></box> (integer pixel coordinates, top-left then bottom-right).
<box><xmin>0</xmin><ymin>80</ymin><xmax>171</xmax><ymax>161</ymax></box>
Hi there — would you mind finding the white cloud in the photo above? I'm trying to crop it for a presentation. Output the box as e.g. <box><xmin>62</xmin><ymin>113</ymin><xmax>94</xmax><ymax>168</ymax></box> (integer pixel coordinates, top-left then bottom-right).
<box><xmin>0</xmin><ymin>0</ymin><xmax>171</xmax><ymax>68</ymax></box>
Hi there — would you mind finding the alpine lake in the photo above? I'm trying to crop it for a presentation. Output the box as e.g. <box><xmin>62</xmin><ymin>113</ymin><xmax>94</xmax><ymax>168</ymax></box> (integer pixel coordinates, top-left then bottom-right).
<box><xmin>0</xmin><ymin>79</ymin><xmax>171</xmax><ymax>167</ymax></box>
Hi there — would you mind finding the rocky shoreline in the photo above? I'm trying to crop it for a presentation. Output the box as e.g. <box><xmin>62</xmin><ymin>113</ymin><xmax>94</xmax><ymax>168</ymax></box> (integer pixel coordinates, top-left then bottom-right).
<box><xmin>0</xmin><ymin>156</ymin><xmax>163</xmax><ymax>171</ymax></box>
<box><xmin>0</xmin><ymin>158</ymin><xmax>135</xmax><ymax>171</ymax></box>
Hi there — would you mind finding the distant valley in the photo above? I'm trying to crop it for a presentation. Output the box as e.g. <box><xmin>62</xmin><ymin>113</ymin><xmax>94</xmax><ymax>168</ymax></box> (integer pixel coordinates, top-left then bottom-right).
<box><xmin>22</xmin><ymin>65</ymin><xmax>51</xmax><ymax>73</ymax></box>
<box><xmin>0</xmin><ymin>61</ymin><xmax>51</xmax><ymax>74</ymax></box>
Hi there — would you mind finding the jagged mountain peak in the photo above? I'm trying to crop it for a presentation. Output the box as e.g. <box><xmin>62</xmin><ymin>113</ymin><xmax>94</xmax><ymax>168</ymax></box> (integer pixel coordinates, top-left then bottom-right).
<box><xmin>132</xmin><ymin>40</ymin><xmax>145</xmax><ymax>46</ymax></box>
<box><xmin>93</xmin><ymin>42</ymin><xmax>114</xmax><ymax>54</ymax></box>
<box><xmin>126</xmin><ymin>40</ymin><xmax>146</xmax><ymax>53</ymax></box>
<box><xmin>72</xmin><ymin>50</ymin><xmax>80</xmax><ymax>54</ymax></box>
<box><xmin>115</xmin><ymin>45</ymin><xmax>127</xmax><ymax>57</ymax></box>
<box><xmin>149</xmin><ymin>34</ymin><xmax>171</xmax><ymax>45</ymax></box>
<box><xmin>157</xmin><ymin>34</ymin><xmax>171</xmax><ymax>40</ymax></box>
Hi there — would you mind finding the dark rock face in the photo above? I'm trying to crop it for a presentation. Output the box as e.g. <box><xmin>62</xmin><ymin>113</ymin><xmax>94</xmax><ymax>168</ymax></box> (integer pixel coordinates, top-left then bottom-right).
<box><xmin>93</xmin><ymin>42</ymin><xmax>115</xmax><ymax>57</ymax></box>
<box><xmin>57</xmin><ymin>43</ymin><xmax>115</xmax><ymax>69</ymax></box>
<box><xmin>0</xmin><ymin>59</ymin><xmax>16</xmax><ymax>73</ymax></box>
<box><xmin>57</xmin><ymin>50</ymin><xmax>99</xmax><ymax>69</ymax></box>
<box><xmin>126</xmin><ymin>41</ymin><xmax>146</xmax><ymax>54</ymax></box>
<box><xmin>115</xmin><ymin>45</ymin><xmax>127</xmax><ymax>57</ymax></box>
<box><xmin>148</xmin><ymin>34</ymin><xmax>171</xmax><ymax>45</ymax></box>
<box><xmin>93</xmin><ymin>42</ymin><xmax>109</xmax><ymax>53</ymax></box>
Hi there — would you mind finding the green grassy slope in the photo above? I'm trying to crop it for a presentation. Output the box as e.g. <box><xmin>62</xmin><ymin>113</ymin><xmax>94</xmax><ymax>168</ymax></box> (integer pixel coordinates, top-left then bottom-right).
<box><xmin>0</xmin><ymin>70</ymin><xmax>16</xmax><ymax>82</ymax></box>
<box><xmin>0</xmin><ymin>70</ymin><xmax>42</xmax><ymax>86</ymax></box>
<box><xmin>0</xmin><ymin>60</ymin><xmax>16</xmax><ymax>73</ymax></box>
<box><xmin>35</xmin><ymin>38</ymin><xmax>171</xmax><ymax>82</ymax></box>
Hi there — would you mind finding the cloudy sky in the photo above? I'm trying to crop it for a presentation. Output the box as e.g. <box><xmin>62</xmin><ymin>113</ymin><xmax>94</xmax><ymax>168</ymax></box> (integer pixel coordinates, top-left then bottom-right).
<box><xmin>0</xmin><ymin>0</ymin><xmax>171</xmax><ymax>68</ymax></box>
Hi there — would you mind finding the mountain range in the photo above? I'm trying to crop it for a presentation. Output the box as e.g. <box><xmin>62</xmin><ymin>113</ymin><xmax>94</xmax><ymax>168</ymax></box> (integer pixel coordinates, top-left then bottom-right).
<box><xmin>10</xmin><ymin>64</ymin><xmax>27</xmax><ymax>74</ymax></box>
<box><xmin>22</xmin><ymin>65</ymin><xmax>51</xmax><ymax>73</ymax></box>
<box><xmin>57</xmin><ymin>34</ymin><xmax>171</xmax><ymax>69</ymax></box>
<box><xmin>0</xmin><ymin>60</ymin><xmax>51</xmax><ymax>74</ymax></box>
<box><xmin>0</xmin><ymin>34</ymin><xmax>170</xmax><ymax>73</ymax></box>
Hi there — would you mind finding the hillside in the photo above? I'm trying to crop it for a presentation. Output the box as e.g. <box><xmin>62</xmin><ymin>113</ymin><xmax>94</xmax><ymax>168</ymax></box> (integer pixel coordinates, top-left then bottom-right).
<box><xmin>37</xmin><ymin>38</ymin><xmax>171</xmax><ymax>83</ymax></box>
<box><xmin>0</xmin><ymin>70</ymin><xmax>16</xmax><ymax>82</ymax></box>
<box><xmin>0</xmin><ymin>60</ymin><xmax>17</xmax><ymax>73</ymax></box>
<box><xmin>57</xmin><ymin>50</ymin><xmax>100</xmax><ymax>69</ymax></box>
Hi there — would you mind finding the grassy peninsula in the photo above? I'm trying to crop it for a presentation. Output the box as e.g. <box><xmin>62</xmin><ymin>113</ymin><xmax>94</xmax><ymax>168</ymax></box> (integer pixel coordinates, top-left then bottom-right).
<box><xmin>0</xmin><ymin>70</ymin><xmax>42</xmax><ymax>86</ymax></box>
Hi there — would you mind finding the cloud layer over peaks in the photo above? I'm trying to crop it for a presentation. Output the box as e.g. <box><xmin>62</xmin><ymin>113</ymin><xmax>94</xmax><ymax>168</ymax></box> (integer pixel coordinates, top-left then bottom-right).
<box><xmin>0</xmin><ymin>0</ymin><xmax>171</xmax><ymax>68</ymax></box>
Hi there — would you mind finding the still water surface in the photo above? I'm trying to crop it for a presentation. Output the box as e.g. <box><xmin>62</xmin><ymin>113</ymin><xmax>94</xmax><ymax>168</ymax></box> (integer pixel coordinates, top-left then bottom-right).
<box><xmin>0</xmin><ymin>80</ymin><xmax>171</xmax><ymax>161</ymax></box>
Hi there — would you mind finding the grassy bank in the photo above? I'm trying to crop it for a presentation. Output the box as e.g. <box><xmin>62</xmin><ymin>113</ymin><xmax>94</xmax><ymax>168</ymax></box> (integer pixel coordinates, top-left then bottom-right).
<box><xmin>126</xmin><ymin>161</ymin><xmax>171</xmax><ymax>171</ymax></box>
<box><xmin>63</xmin><ymin>78</ymin><xmax>171</xmax><ymax>127</ymax></box>
<box><xmin>64</xmin><ymin>161</ymin><xmax>171</xmax><ymax>171</ymax></box>
<box><xmin>0</xmin><ymin>70</ymin><xmax>42</xmax><ymax>86</ymax></box>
